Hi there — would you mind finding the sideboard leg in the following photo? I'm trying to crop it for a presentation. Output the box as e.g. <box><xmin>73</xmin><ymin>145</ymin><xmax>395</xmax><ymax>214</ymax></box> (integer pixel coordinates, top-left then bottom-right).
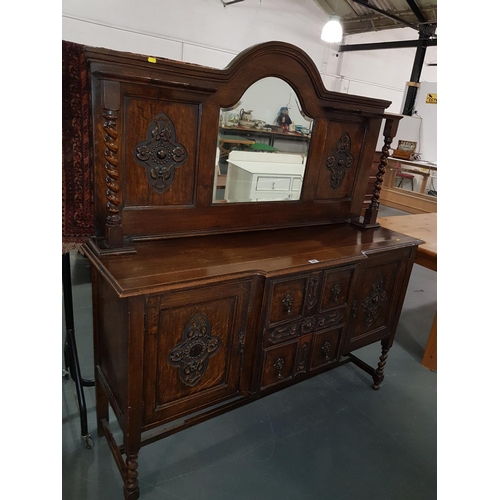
<box><xmin>123</xmin><ymin>453</ymin><xmax>140</xmax><ymax>500</ymax></box>
<box><xmin>95</xmin><ymin>374</ymin><xmax>109</xmax><ymax>438</ymax></box>
<box><xmin>372</xmin><ymin>339</ymin><xmax>390</xmax><ymax>390</ymax></box>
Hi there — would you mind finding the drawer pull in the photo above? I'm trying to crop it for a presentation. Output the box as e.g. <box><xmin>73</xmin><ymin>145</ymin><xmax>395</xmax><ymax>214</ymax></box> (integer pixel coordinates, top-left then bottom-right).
<box><xmin>321</xmin><ymin>341</ymin><xmax>331</xmax><ymax>361</ymax></box>
<box><xmin>282</xmin><ymin>294</ymin><xmax>294</xmax><ymax>315</ymax></box>
<box><xmin>274</xmin><ymin>357</ymin><xmax>285</xmax><ymax>378</ymax></box>
<box><xmin>331</xmin><ymin>283</ymin><xmax>341</xmax><ymax>303</ymax></box>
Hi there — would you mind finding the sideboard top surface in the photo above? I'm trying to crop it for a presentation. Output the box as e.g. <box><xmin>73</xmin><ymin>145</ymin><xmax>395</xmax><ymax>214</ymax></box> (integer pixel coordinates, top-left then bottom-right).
<box><xmin>84</xmin><ymin>223</ymin><xmax>422</xmax><ymax>297</ymax></box>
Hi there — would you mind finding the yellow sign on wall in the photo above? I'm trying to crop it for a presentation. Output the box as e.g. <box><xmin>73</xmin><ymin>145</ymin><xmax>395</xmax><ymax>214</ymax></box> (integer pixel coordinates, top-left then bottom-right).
<box><xmin>426</xmin><ymin>93</ymin><xmax>437</xmax><ymax>104</ymax></box>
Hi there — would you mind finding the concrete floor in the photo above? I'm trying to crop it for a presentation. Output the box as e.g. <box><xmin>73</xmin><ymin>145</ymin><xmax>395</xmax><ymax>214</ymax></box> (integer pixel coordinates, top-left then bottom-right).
<box><xmin>62</xmin><ymin>205</ymin><xmax>437</xmax><ymax>500</ymax></box>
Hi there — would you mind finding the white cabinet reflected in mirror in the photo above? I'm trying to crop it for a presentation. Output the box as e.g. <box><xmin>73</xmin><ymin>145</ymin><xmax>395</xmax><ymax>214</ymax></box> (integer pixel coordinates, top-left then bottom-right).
<box><xmin>213</xmin><ymin>77</ymin><xmax>314</xmax><ymax>203</ymax></box>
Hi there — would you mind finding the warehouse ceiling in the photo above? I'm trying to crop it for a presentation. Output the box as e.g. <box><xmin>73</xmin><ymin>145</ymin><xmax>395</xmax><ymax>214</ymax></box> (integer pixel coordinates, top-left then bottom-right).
<box><xmin>220</xmin><ymin>0</ymin><xmax>437</xmax><ymax>37</ymax></box>
<box><xmin>313</xmin><ymin>0</ymin><xmax>437</xmax><ymax>36</ymax></box>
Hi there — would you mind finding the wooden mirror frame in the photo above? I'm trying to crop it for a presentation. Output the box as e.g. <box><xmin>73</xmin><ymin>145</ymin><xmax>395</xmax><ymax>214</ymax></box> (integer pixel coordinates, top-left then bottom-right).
<box><xmin>84</xmin><ymin>41</ymin><xmax>398</xmax><ymax>254</ymax></box>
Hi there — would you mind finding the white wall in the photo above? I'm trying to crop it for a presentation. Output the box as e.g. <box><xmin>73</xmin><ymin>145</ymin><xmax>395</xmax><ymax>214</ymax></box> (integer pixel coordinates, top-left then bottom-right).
<box><xmin>62</xmin><ymin>0</ymin><xmax>341</xmax><ymax>84</ymax></box>
<box><xmin>62</xmin><ymin>0</ymin><xmax>436</xmax><ymax>160</ymax></box>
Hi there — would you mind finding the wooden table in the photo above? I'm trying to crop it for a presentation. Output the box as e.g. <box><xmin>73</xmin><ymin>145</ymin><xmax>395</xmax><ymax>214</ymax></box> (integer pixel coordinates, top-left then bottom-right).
<box><xmin>387</xmin><ymin>158</ymin><xmax>437</xmax><ymax>194</ymax></box>
<box><xmin>377</xmin><ymin>213</ymin><xmax>437</xmax><ymax>371</ymax></box>
<box><xmin>218</xmin><ymin>135</ymin><xmax>255</xmax><ymax>159</ymax></box>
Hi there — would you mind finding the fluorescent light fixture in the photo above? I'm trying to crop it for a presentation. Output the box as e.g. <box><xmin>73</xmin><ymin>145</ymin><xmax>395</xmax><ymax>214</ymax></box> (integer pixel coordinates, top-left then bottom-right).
<box><xmin>321</xmin><ymin>15</ymin><xmax>343</xmax><ymax>43</ymax></box>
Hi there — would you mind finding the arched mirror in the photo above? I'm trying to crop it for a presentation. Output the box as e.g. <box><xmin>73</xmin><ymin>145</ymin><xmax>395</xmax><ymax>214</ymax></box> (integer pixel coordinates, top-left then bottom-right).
<box><xmin>213</xmin><ymin>77</ymin><xmax>314</xmax><ymax>203</ymax></box>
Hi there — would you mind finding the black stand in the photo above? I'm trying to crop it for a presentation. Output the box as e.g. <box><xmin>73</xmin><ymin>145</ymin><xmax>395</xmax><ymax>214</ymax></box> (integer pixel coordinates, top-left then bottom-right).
<box><xmin>63</xmin><ymin>252</ymin><xmax>95</xmax><ymax>449</ymax></box>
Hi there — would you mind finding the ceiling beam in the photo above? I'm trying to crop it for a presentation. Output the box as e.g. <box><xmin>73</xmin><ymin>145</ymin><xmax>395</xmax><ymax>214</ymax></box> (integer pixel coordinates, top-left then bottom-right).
<box><xmin>220</xmin><ymin>0</ymin><xmax>245</xmax><ymax>6</ymax></box>
<box><xmin>349</xmin><ymin>0</ymin><xmax>419</xmax><ymax>30</ymax></box>
<box><xmin>312</xmin><ymin>0</ymin><xmax>335</xmax><ymax>16</ymax></box>
<box><xmin>339</xmin><ymin>38</ymin><xmax>437</xmax><ymax>52</ymax></box>
<box><xmin>405</xmin><ymin>0</ymin><xmax>427</xmax><ymax>23</ymax></box>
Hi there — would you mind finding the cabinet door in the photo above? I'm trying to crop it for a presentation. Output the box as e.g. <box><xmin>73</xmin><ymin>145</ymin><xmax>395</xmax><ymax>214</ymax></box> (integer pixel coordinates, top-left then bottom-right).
<box><xmin>261</xmin><ymin>340</ymin><xmax>298</xmax><ymax>390</ymax></box>
<box><xmin>143</xmin><ymin>280</ymin><xmax>251</xmax><ymax>426</ymax></box>
<box><xmin>310</xmin><ymin>327</ymin><xmax>344</xmax><ymax>371</ymax></box>
<box><xmin>343</xmin><ymin>249</ymin><xmax>410</xmax><ymax>352</ymax></box>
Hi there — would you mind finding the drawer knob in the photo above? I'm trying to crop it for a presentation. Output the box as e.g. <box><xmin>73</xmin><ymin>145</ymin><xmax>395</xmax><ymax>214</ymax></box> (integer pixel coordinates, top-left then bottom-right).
<box><xmin>331</xmin><ymin>283</ymin><xmax>341</xmax><ymax>303</ymax></box>
<box><xmin>282</xmin><ymin>294</ymin><xmax>294</xmax><ymax>315</ymax></box>
<box><xmin>274</xmin><ymin>357</ymin><xmax>285</xmax><ymax>378</ymax></box>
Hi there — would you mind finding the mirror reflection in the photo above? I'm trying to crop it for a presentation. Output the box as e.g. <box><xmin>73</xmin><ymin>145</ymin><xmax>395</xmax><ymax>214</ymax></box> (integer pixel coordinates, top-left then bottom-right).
<box><xmin>213</xmin><ymin>77</ymin><xmax>313</xmax><ymax>203</ymax></box>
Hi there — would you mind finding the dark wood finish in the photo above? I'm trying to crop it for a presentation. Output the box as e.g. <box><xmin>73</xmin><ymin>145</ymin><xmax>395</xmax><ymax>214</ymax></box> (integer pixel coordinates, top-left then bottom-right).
<box><xmin>80</xmin><ymin>41</ymin><xmax>423</xmax><ymax>499</ymax></box>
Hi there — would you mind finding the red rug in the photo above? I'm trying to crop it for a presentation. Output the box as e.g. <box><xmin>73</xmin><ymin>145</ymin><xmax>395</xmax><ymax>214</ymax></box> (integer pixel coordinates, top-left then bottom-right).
<box><xmin>62</xmin><ymin>40</ymin><xmax>94</xmax><ymax>252</ymax></box>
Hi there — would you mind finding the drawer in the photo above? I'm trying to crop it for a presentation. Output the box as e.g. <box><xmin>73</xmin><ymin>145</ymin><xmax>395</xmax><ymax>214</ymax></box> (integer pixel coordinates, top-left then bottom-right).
<box><xmin>256</xmin><ymin>176</ymin><xmax>291</xmax><ymax>191</ymax></box>
<box><xmin>265</xmin><ymin>307</ymin><xmax>346</xmax><ymax>347</ymax></box>
<box><xmin>320</xmin><ymin>266</ymin><xmax>355</xmax><ymax>311</ymax></box>
<box><xmin>309</xmin><ymin>327</ymin><xmax>344</xmax><ymax>371</ymax></box>
<box><xmin>291</xmin><ymin>177</ymin><xmax>303</xmax><ymax>191</ymax></box>
<box><xmin>268</xmin><ymin>275</ymin><xmax>308</xmax><ymax>325</ymax></box>
<box><xmin>261</xmin><ymin>340</ymin><xmax>298</xmax><ymax>389</ymax></box>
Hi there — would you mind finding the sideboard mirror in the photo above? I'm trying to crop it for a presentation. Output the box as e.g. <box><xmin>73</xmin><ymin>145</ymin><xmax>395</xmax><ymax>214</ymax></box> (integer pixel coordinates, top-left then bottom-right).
<box><xmin>83</xmin><ymin>41</ymin><xmax>400</xmax><ymax>253</ymax></box>
<box><xmin>214</xmin><ymin>77</ymin><xmax>314</xmax><ymax>204</ymax></box>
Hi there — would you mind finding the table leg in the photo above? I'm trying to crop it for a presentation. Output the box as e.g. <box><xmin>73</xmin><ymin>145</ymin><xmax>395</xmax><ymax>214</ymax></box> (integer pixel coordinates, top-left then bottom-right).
<box><xmin>422</xmin><ymin>313</ymin><xmax>437</xmax><ymax>371</ymax></box>
<box><xmin>419</xmin><ymin>173</ymin><xmax>430</xmax><ymax>194</ymax></box>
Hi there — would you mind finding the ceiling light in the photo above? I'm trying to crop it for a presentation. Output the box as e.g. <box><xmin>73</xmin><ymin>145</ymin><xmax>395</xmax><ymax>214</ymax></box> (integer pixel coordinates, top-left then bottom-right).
<box><xmin>321</xmin><ymin>15</ymin><xmax>343</xmax><ymax>43</ymax></box>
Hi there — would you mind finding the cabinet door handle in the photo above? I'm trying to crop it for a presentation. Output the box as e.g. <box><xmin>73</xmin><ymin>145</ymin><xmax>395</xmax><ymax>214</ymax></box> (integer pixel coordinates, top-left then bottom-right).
<box><xmin>282</xmin><ymin>294</ymin><xmax>293</xmax><ymax>315</ymax></box>
<box><xmin>331</xmin><ymin>283</ymin><xmax>341</xmax><ymax>303</ymax></box>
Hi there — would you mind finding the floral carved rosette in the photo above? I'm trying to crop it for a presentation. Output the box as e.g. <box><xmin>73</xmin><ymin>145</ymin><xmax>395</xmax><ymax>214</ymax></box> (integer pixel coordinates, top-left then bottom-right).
<box><xmin>168</xmin><ymin>314</ymin><xmax>221</xmax><ymax>387</ymax></box>
<box><xmin>326</xmin><ymin>132</ymin><xmax>355</xmax><ymax>190</ymax></box>
<box><xmin>134</xmin><ymin>113</ymin><xmax>188</xmax><ymax>193</ymax></box>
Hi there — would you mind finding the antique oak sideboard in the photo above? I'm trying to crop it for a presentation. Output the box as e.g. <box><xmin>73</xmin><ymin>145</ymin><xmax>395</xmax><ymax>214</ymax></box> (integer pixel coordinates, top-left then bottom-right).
<box><xmin>80</xmin><ymin>41</ymin><xmax>422</xmax><ymax>499</ymax></box>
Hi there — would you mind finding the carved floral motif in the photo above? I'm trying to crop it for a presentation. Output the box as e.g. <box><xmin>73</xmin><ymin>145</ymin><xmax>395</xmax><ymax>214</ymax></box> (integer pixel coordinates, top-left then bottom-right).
<box><xmin>134</xmin><ymin>113</ymin><xmax>188</xmax><ymax>193</ymax></box>
<box><xmin>326</xmin><ymin>132</ymin><xmax>355</xmax><ymax>190</ymax></box>
<box><xmin>362</xmin><ymin>274</ymin><xmax>388</xmax><ymax>326</ymax></box>
<box><xmin>168</xmin><ymin>314</ymin><xmax>221</xmax><ymax>387</ymax></box>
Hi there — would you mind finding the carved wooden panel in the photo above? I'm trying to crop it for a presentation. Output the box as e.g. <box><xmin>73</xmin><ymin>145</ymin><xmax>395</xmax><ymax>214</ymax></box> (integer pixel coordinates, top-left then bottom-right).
<box><xmin>344</xmin><ymin>253</ymin><xmax>406</xmax><ymax>350</ymax></box>
<box><xmin>268</xmin><ymin>276</ymin><xmax>308</xmax><ymax>325</ymax></box>
<box><xmin>320</xmin><ymin>266</ymin><xmax>356</xmax><ymax>312</ymax></box>
<box><xmin>326</xmin><ymin>133</ymin><xmax>355</xmax><ymax>190</ymax></box>
<box><xmin>310</xmin><ymin>327</ymin><xmax>343</xmax><ymax>371</ymax></box>
<box><xmin>315</xmin><ymin>121</ymin><xmax>367</xmax><ymax>201</ymax></box>
<box><xmin>143</xmin><ymin>281</ymin><xmax>250</xmax><ymax>425</ymax></box>
<box><xmin>261</xmin><ymin>340</ymin><xmax>298</xmax><ymax>389</ymax></box>
<box><xmin>168</xmin><ymin>313</ymin><xmax>221</xmax><ymax>387</ymax></box>
<box><xmin>134</xmin><ymin>112</ymin><xmax>188</xmax><ymax>194</ymax></box>
<box><xmin>122</xmin><ymin>93</ymin><xmax>199</xmax><ymax>208</ymax></box>
<box><xmin>294</xmin><ymin>334</ymin><xmax>312</xmax><ymax>376</ymax></box>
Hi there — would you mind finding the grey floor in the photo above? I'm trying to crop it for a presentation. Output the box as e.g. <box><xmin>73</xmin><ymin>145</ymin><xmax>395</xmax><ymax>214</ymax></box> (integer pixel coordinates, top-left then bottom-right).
<box><xmin>62</xmin><ymin>205</ymin><xmax>437</xmax><ymax>500</ymax></box>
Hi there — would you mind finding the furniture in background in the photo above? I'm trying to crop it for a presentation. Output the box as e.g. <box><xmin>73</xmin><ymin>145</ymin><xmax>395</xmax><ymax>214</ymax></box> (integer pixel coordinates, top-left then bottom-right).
<box><xmin>377</xmin><ymin>213</ymin><xmax>437</xmax><ymax>371</ymax></box>
<box><xmin>377</xmin><ymin>154</ymin><xmax>437</xmax><ymax>214</ymax></box>
<box><xmin>395</xmin><ymin>169</ymin><xmax>415</xmax><ymax>190</ymax></box>
<box><xmin>225</xmin><ymin>151</ymin><xmax>305</xmax><ymax>202</ymax></box>
<box><xmin>220</xmin><ymin>125</ymin><xmax>310</xmax><ymax>149</ymax></box>
<box><xmin>387</xmin><ymin>157</ymin><xmax>437</xmax><ymax>194</ymax></box>
<box><xmin>80</xmin><ymin>41</ymin><xmax>422</xmax><ymax>500</ymax></box>
<box><xmin>218</xmin><ymin>134</ymin><xmax>255</xmax><ymax>159</ymax></box>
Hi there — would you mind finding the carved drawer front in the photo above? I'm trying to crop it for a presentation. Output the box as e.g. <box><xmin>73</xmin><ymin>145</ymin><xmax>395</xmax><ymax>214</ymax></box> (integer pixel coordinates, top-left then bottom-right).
<box><xmin>310</xmin><ymin>327</ymin><xmax>344</xmax><ymax>371</ymax></box>
<box><xmin>264</xmin><ymin>307</ymin><xmax>346</xmax><ymax>347</ymax></box>
<box><xmin>268</xmin><ymin>272</ymin><xmax>321</xmax><ymax>326</ymax></box>
<box><xmin>320</xmin><ymin>266</ymin><xmax>355</xmax><ymax>312</ymax></box>
<box><xmin>261</xmin><ymin>340</ymin><xmax>299</xmax><ymax>390</ymax></box>
<box><xmin>268</xmin><ymin>275</ymin><xmax>308</xmax><ymax>325</ymax></box>
<box><xmin>143</xmin><ymin>280</ymin><xmax>251</xmax><ymax>427</ymax></box>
